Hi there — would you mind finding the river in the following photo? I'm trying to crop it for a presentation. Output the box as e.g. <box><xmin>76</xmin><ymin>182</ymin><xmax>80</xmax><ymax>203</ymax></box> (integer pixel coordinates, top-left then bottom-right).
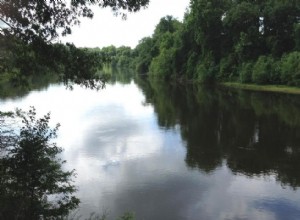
<box><xmin>1</xmin><ymin>78</ymin><xmax>300</xmax><ymax>220</ymax></box>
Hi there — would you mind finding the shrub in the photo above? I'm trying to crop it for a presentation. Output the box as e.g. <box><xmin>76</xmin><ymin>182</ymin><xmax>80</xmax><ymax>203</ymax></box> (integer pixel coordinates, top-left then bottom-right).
<box><xmin>239</xmin><ymin>62</ymin><xmax>254</xmax><ymax>83</ymax></box>
<box><xmin>149</xmin><ymin>48</ymin><xmax>176</xmax><ymax>79</ymax></box>
<box><xmin>0</xmin><ymin>107</ymin><xmax>79</xmax><ymax>219</ymax></box>
<box><xmin>195</xmin><ymin>56</ymin><xmax>217</xmax><ymax>83</ymax></box>
<box><xmin>280</xmin><ymin>51</ymin><xmax>300</xmax><ymax>86</ymax></box>
<box><xmin>185</xmin><ymin>52</ymin><xmax>198</xmax><ymax>79</ymax></box>
<box><xmin>252</xmin><ymin>56</ymin><xmax>279</xmax><ymax>84</ymax></box>
<box><xmin>218</xmin><ymin>54</ymin><xmax>238</xmax><ymax>81</ymax></box>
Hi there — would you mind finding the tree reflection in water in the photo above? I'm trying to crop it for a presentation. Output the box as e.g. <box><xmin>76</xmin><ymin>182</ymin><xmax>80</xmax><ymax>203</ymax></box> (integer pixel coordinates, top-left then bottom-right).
<box><xmin>0</xmin><ymin>107</ymin><xmax>79</xmax><ymax>220</ymax></box>
<box><xmin>136</xmin><ymin>78</ymin><xmax>300</xmax><ymax>189</ymax></box>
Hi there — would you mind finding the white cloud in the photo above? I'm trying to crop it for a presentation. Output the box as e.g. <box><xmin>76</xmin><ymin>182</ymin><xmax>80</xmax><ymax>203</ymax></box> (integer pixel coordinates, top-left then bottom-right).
<box><xmin>61</xmin><ymin>0</ymin><xmax>190</xmax><ymax>48</ymax></box>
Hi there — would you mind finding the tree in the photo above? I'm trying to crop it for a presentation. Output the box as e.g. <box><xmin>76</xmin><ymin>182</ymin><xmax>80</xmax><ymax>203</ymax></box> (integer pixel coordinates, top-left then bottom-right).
<box><xmin>263</xmin><ymin>1</ymin><xmax>300</xmax><ymax>56</ymax></box>
<box><xmin>133</xmin><ymin>0</ymin><xmax>300</xmax><ymax>86</ymax></box>
<box><xmin>0</xmin><ymin>1</ymin><xmax>150</xmax><ymax>88</ymax></box>
<box><xmin>134</xmin><ymin>37</ymin><xmax>158</xmax><ymax>74</ymax></box>
<box><xmin>223</xmin><ymin>1</ymin><xmax>262</xmax><ymax>61</ymax></box>
<box><xmin>153</xmin><ymin>15</ymin><xmax>181</xmax><ymax>37</ymax></box>
<box><xmin>189</xmin><ymin>0</ymin><xmax>228</xmax><ymax>62</ymax></box>
<box><xmin>0</xmin><ymin>107</ymin><xmax>79</xmax><ymax>219</ymax></box>
<box><xmin>0</xmin><ymin>0</ymin><xmax>150</xmax><ymax>42</ymax></box>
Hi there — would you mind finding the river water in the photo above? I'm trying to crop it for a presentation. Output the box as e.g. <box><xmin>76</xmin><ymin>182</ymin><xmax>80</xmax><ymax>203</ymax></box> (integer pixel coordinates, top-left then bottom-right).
<box><xmin>1</xmin><ymin>78</ymin><xmax>300</xmax><ymax>220</ymax></box>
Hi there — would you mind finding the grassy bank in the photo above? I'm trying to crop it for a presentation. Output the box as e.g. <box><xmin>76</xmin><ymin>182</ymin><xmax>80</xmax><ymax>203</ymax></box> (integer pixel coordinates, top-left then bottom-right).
<box><xmin>221</xmin><ymin>82</ymin><xmax>300</xmax><ymax>95</ymax></box>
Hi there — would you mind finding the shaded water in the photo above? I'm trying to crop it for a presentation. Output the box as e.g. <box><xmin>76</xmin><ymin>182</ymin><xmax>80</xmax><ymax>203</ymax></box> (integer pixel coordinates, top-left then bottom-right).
<box><xmin>1</xmin><ymin>78</ymin><xmax>300</xmax><ymax>220</ymax></box>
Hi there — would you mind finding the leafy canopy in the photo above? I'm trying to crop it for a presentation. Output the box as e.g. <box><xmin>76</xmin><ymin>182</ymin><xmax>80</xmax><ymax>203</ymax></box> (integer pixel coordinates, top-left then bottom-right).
<box><xmin>0</xmin><ymin>0</ymin><xmax>149</xmax><ymax>42</ymax></box>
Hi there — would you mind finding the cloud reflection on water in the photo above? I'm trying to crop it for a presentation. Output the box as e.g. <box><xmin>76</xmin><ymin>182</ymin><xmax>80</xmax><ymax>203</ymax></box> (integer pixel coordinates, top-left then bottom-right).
<box><xmin>1</xmin><ymin>81</ymin><xmax>300</xmax><ymax>220</ymax></box>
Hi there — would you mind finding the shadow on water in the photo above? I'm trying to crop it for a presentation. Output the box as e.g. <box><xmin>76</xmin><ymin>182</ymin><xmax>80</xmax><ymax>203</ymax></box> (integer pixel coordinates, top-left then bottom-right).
<box><xmin>108</xmin><ymin>67</ymin><xmax>136</xmax><ymax>85</ymax></box>
<box><xmin>0</xmin><ymin>73</ymin><xmax>59</xmax><ymax>100</ymax></box>
<box><xmin>135</xmin><ymin>77</ymin><xmax>300</xmax><ymax>189</ymax></box>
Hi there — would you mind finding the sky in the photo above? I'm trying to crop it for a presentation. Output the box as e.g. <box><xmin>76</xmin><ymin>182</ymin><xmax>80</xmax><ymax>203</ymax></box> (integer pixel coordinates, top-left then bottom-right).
<box><xmin>61</xmin><ymin>0</ymin><xmax>190</xmax><ymax>49</ymax></box>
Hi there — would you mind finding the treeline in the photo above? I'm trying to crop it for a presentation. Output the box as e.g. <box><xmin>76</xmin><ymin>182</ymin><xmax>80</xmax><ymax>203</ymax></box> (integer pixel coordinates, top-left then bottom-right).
<box><xmin>114</xmin><ymin>0</ymin><xmax>300</xmax><ymax>86</ymax></box>
<box><xmin>0</xmin><ymin>37</ymin><xmax>137</xmax><ymax>89</ymax></box>
<box><xmin>0</xmin><ymin>0</ymin><xmax>151</xmax><ymax>90</ymax></box>
<box><xmin>2</xmin><ymin>0</ymin><xmax>299</xmax><ymax>87</ymax></box>
<box><xmin>99</xmin><ymin>45</ymin><xmax>136</xmax><ymax>70</ymax></box>
<box><xmin>0</xmin><ymin>36</ymin><xmax>106</xmax><ymax>89</ymax></box>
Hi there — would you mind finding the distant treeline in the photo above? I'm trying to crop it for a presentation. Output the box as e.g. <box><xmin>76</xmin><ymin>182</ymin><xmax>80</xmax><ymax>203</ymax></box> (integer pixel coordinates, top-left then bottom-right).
<box><xmin>0</xmin><ymin>35</ymin><xmax>136</xmax><ymax>89</ymax></box>
<box><xmin>0</xmin><ymin>35</ymin><xmax>107</xmax><ymax>89</ymax></box>
<box><xmin>108</xmin><ymin>0</ymin><xmax>300</xmax><ymax>86</ymax></box>
<box><xmin>1</xmin><ymin>0</ymin><xmax>299</xmax><ymax>88</ymax></box>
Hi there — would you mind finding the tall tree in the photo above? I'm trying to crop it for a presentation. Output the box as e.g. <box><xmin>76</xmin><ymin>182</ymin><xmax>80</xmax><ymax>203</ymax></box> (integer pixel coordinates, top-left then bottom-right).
<box><xmin>189</xmin><ymin>0</ymin><xmax>229</xmax><ymax>62</ymax></box>
<box><xmin>262</xmin><ymin>0</ymin><xmax>300</xmax><ymax>56</ymax></box>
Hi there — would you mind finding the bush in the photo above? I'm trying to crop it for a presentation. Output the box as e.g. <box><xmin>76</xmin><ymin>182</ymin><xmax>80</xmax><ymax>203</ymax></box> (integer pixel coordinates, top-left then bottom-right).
<box><xmin>239</xmin><ymin>62</ymin><xmax>254</xmax><ymax>83</ymax></box>
<box><xmin>280</xmin><ymin>52</ymin><xmax>300</xmax><ymax>86</ymax></box>
<box><xmin>294</xmin><ymin>24</ymin><xmax>300</xmax><ymax>51</ymax></box>
<box><xmin>195</xmin><ymin>56</ymin><xmax>217</xmax><ymax>83</ymax></box>
<box><xmin>149</xmin><ymin>48</ymin><xmax>176</xmax><ymax>79</ymax></box>
<box><xmin>218</xmin><ymin>54</ymin><xmax>238</xmax><ymax>81</ymax></box>
<box><xmin>252</xmin><ymin>56</ymin><xmax>280</xmax><ymax>84</ymax></box>
<box><xmin>0</xmin><ymin>107</ymin><xmax>79</xmax><ymax>219</ymax></box>
<box><xmin>185</xmin><ymin>52</ymin><xmax>198</xmax><ymax>79</ymax></box>
<box><xmin>136</xmin><ymin>59</ymin><xmax>150</xmax><ymax>75</ymax></box>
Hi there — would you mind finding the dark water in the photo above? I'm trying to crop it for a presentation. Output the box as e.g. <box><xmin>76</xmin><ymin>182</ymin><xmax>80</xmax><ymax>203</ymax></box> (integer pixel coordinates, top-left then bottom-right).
<box><xmin>1</xmin><ymin>78</ymin><xmax>300</xmax><ymax>220</ymax></box>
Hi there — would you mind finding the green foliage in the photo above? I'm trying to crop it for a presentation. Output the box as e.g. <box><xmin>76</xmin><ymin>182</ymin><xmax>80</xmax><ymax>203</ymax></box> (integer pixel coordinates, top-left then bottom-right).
<box><xmin>280</xmin><ymin>52</ymin><xmax>300</xmax><ymax>86</ymax></box>
<box><xmin>148</xmin><ymin>21</ymin><xmax>181</xmax><ymax>79</ymax></box>
<box><xmin>0</xmin><ymin>0</ymin><xmax>149</xmax><ymax>89</ymax></box>
<box><xmin>132</xmin><ymin>0</ymin><xmax>300</xmax><ymax>87</ymax></box>
<box><xmin>0</xmin><ymin>107</ymin><xmax>79</xmax><ymax>219</ymax></box>
<box><xmin>239</xmin><ymin>62</ymin><xmax>254</xmax><ymax>83</ymax></box>
<box><xmin>295</xmin><ymin>24</ymin><xmax>300</xmax><ymax>51</ymax></box>
<box><xmin>2</xmin><ymin>0</ymin><xmax>299</xmax><ymax>87</ymax></box>
<box><xmin>263</xmin><ymin>1</ymin><xmax>300</xmax><ymax>57</ymax></box>
<box><xmin>134</xmin><ymin>37</ymin><xmax>158</xmax><ymax>74</ymax></box>
<box><xmin>59</xmin><ymin>44</ymin><xmax>104</xmax><ymax>89</ymax></box>
<box><xmin>252</xmin><ymin>56</ymin><xmax>280</xmax><ymax>85</ymax></box>
<box><xmin>218</xmin><ymin>54</ymin><xmax>238</xmax><ymax>81</ymax></box>
<box><xmin>131</xmin><ymin>16</ymin><xmax>182</xmax><ymax>78</ymax></box>
<box><xmin>195</xmin><ymin>55</ymin><xmax>217</xmax><ymax>83</ymax></box>
<box><xmin>113</xmin><ymin>46</ymin><xmax>136</xmax><ymax>70</ymax></box>
<box><xmin>0</xmin><ymin>0</ymin><xmax>149</xmax><ymax>42</ymax></box>
<box><xmin>223</xmin><ymin>1</ymin><xmax>262</xmax><ymax>59</ymax></box>
<box><xmin>0</xmin><ymin>36</ymin><xmax>104</xmax><ymax>89</ymax></box>
<box><xmin>154</xmin><ymin>16</ymin><xmax>181</xmax><ymax>37</ymax></box>
<box><xmin>149</xmin><ymin>48</ymin><xmax>176</xmax><ymax>79</ymax></box>
<box><xmin>185</xmin><ymin>52</ymin><xmax>198</xmax><ymax>79</ymax></box>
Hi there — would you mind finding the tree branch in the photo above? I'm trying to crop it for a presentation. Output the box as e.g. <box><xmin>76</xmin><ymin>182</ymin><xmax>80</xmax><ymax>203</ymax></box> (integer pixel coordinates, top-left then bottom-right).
<box><xmin>0</xmin><ymin>17</ymin><xmax>14</xmax><ymax>30</ymax></box>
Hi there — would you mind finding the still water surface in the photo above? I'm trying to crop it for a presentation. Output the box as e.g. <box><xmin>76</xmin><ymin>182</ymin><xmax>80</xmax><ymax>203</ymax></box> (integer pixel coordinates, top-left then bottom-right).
<box><xmin>1</xmin><ymin>79</ymin><xmax>300</xmax><ymax>220</ymax></box>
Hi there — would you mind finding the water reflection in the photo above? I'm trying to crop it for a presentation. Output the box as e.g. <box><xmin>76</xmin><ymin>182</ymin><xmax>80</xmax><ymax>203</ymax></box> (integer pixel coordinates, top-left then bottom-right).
<box><xmin>0</xmin><ymin>73</ymin><xmax>58</xmax><ymax>100</ymax></box>
<box><xmin>136</xmin><ymin>78</ymin><xmax>300</xmax><ymax>188</ymax></box>
<box><xmin>1</xmin><ymin>78</ymin><xmax>300</xmax><ymax>219</ymax></box>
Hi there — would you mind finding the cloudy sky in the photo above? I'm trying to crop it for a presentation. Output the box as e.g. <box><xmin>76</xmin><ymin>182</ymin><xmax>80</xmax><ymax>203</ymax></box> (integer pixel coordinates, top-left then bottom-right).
<box><xmin>61</xmin><ymin>0</ymin><xmax>190</xmax><ymax>48</ymax></box>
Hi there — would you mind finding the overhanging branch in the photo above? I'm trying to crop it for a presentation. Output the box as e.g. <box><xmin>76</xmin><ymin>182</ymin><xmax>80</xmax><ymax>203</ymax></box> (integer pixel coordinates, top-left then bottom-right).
<box><xmin>0</xmin><ymin>17</ymin><xmax>14</xmax><ymax>30</ymax></box>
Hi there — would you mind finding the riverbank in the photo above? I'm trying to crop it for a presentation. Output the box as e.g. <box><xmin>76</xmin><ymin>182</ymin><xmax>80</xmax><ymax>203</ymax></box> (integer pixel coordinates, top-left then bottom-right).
<box><xmin>221</xmin><ymin>82</ymin><xmax>300</xmax><ymax>95</ymax></box>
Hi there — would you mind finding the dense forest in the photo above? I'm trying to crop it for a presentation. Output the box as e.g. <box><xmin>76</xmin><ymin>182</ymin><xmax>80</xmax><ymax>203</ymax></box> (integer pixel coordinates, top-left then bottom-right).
<box><xmin>108</xmin><ymin>0</ymin><xmax>300</xmax><ymax>87</ymax></box>
<box><xmin>2</xmin><ymin>0</ymin><xmax>299</xmax><ymax>88</ymax></box>
<box><xmin>0</xmin><ymin>0</ymin><xmax>149</xmax><ymax>89</ymax></box>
